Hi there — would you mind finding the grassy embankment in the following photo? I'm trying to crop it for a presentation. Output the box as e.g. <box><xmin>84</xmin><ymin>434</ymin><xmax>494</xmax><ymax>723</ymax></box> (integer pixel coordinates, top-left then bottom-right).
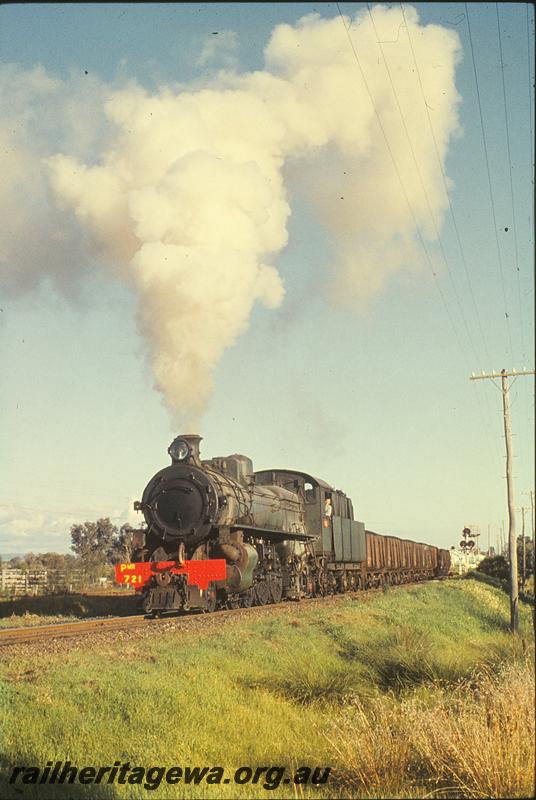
<box><xmin>0</xmin><ymin>580</ymin><xmax>534</xmax><ymax>799</ymax></box>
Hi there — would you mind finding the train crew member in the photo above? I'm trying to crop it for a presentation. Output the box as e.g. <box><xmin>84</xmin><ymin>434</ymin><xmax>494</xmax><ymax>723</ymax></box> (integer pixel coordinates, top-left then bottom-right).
<box><xmin>323</xmin><ymin>497</ymin><xmax>332</xmax><ymax>528</ymax></box>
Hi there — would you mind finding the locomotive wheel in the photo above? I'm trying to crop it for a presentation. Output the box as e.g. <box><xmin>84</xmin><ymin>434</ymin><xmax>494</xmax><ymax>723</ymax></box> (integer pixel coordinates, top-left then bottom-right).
<box><xmin>328</xmin><ymin>572</ymin><xmax>338</xmax><ymax>595</ymax></box>
<box><xmin>269</xmin><ymin>576</ymin><xmax>283</xmax><ymax>604</ymax></box>
<box><xmin>240</xmin><ymin>588</ymin><xmax>254</xmax><ymax>608</ymax></box>
<box><xmin>316</xmin><ymin>570</ymin><xmax>328</xmax><ymax>597</ymax></box>
<box><xmin>205</xmin><ymin>584</ymin><xmax>217</xmax><ymax>613</ymax></box>
<box><xmin>254</xmin><ymin>580</ymin><xmax>270</xmax><ymax>606</ymax></box>
<box><xmin>142</xmin><ymin>593</ymin><xmax>153</xmax><ymax>615</ymax></box>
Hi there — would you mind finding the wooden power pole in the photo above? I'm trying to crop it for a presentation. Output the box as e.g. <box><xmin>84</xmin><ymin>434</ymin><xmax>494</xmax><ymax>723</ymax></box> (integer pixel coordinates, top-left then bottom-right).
<box><xmin>524</xmin><ymin>490</ymin><xmax>535</xmax><ymax>588</ymax></box>
<box><xmin>516</xmin><ymin>506</ymin><xmax>527</xmax><ymax>589</ymax></box>
<box><xmin>470</xmin><ymin>368</ymin><xmax>535</xmax><ymax>634</ymax></box>
<box><xmin>532</xmin><ymin>491</ymin><xmax>535</xmax><ymax>587</ymax></box>
<box><xmin>530</xmin><ymin>491</ymin><xmax>536</xmax><ymax>591</ymax></box>
<box><xmin>521</xmin><ymin>507</ymin><xmax>526</xmax><ymax>589</ymax></box>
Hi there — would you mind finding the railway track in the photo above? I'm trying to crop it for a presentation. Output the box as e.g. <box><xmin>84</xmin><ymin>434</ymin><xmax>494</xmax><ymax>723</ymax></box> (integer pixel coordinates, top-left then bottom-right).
<box><xmin>0</xmin><ymin>614</ymin><xmax>154</xmax><ymax>647</ymax></box>
<box><xmin>0</xmin><ymin>580</ymin><xmax>440</xmax><ymax>648</ymax></box>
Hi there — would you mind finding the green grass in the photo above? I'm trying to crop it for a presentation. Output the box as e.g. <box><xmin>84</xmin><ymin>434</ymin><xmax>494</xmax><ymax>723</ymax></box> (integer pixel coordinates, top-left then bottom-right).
<box><xmin>0</xmin><ymin>581</ymin><xmax>533</xmax><ymax>798</ymax></box>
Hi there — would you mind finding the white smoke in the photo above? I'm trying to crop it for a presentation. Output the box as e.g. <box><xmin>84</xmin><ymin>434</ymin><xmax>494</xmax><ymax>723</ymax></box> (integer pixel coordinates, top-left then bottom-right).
<box><xmin>1</xmin><ymin>6</ymin><xmax>461</xmax><ymax>422</ymax></box>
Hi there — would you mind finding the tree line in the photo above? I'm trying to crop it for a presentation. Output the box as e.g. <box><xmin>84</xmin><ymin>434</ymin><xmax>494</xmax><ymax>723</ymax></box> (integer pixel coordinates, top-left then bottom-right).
<box><xmin>2</xmin><ymin>518</ymin><xmax>136</xmax><ymax>573</ymax></box>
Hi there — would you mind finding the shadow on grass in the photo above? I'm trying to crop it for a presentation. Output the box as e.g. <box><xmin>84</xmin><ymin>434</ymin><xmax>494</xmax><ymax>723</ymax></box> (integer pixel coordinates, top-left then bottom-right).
<box><xmin>466</xmin><ymin>570</ymin><xmax>535</xmax><ymax>607</ymax></box>
<box><xmin>321</xmin><ymin>620</ymin><xmax>527</xmax><ymax>694</ymax></box>
<box><xmin>240</xmin><ymin>651</ymin><xmax>365</xmax><ymax>706</ymax></box>
<box><xmin>0</xmin><ymin>594</ymin><xmax>138</xmax><ymax>620</ymax></box>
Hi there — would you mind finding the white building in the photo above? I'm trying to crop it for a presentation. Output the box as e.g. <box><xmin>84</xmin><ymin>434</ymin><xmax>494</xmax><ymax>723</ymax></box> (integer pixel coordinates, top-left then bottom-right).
<box><xmin>450</xmin><ymin>548</ymin><xmax>486</xmax><ymax>575</ymax></box>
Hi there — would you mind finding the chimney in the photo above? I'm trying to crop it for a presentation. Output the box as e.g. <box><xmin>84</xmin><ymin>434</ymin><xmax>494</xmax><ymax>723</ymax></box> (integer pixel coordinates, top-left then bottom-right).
<box><xmin>180</xmin><ymin>434</ymin><xmax>202</xmax><ymax>465</ymax></box>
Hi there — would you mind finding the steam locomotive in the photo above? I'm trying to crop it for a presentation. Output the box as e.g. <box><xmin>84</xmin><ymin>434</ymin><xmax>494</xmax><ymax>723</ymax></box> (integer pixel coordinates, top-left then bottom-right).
<box><xmin>115</xmin><ymin>435</ymin><xmax>451</xmax><ymax>614</ymax></box>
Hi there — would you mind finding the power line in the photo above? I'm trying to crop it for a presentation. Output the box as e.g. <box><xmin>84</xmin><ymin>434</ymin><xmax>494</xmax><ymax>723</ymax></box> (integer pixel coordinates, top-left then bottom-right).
<box><xmin>465</xmin><ymin>2</ymin><xmax>514</xmax><ymax>361</ymax></box>
<box><xmin>335</xmin><ymin>3</ymin><xmax>474</xmax><ymax>373</ymax></box>
<box><xmin>399</xmin><ymin>3</ymin><xmax>492</xmax><ymax>369</ymax></box>
<box><xmin>398</xmin><ymin>2</ymin><xmax>500</xmax><ymax>465</ymax></box>
<box><xmin>529</xmin><ymin>4</ymin><xmax>535</xmax><ymax>180</ymax></box>
<box><xmin>367</xmin><ymin>3</ymin><xmax>482</xmax><ymax>368</ymax></box>
<box><xmin>524</xmin><ymin>4</ymin><xmax>535</xmax><ymax>490</ymax></box>
<box><xmin>339</xmin><ymin>3</ymin><xmax>501</xmax><ymax>467</ymax></box>
<box><xmin>496</xmin><ymin>3</ymin><xmax>526</xmax><ymax>361</ymax></box>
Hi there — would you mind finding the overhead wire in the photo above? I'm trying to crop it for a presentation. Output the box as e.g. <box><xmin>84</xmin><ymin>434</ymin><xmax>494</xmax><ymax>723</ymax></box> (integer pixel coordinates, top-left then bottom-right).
<box><xmin>526</xmin><ymin>5</ymin><xmax>535</xmax><ymax>498</ymax></box>
<box><xmin>464</xmin><ymin>2</ymin><xmax>514</xmax><ymax>362</ymax></box>
<box><xmin>529</xmin><ymin>4</ymin><xmax>535</xmax><ymax>192</ymax></box>
<box><xmin>374</xmin><ymin>1</ymin><xmax>502</xmax><ymax>465</ymax></box>
<box><xmin>496</xmin><ymin>3</ymin><xmax>526</xmax><ymax>362</ymax></box>
<box><xmin>337</xmin><ymin>2</ymin><xmax>501</xmax><ymax>467</ymax></box>
<box><xmin>399</xmin><ymin>3</ymin><xmax>492</xmax><ymax>368</ymax></box>
<box><xmin>334</xmin><ymin>3</ymin><xmax>475</xmax><ymax>374</ymax></box>
<box><xmin>467</xmin><ymin>2</ymin><xmax>535</xmax><ymax>531</ymax></box>
<box><xmin>398</xmin><ymin>2</ymin><xmax>500</xmax><ymax>463</ymax></box>
<box><xmin>527</xmin><ymin>3</ymin><xmax>535</xmax><ymax>314</ymax></box>
<box><xmin>367</xmin><ymin>2</ymin><xmax>483</xmax><ymax>368</ymax></box>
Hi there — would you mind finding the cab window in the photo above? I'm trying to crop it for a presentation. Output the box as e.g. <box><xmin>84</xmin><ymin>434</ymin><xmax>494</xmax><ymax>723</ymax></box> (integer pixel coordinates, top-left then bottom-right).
<box><xmin>305</xmin><ymin>482</ymin><xmax>316</xmax><ymax>503</ymax></box>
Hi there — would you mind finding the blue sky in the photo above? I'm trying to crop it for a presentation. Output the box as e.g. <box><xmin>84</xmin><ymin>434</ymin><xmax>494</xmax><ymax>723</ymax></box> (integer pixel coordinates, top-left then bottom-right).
<box><xmin>0</xmin><ymin>3</ymin><xmax>534</xmax><ymax>556</ymax></box>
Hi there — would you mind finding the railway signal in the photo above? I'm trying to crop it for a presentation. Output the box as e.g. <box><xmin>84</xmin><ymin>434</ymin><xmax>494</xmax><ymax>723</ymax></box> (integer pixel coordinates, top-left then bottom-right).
<box><xmin>459</xmin><ymin>527</ymin><xmax>476</xmax><ymax>572</ymax></box>
<box><xmin>460</xmin><ymin>527</ymin><xmax>475</xmax><ymax>550</ymax></box>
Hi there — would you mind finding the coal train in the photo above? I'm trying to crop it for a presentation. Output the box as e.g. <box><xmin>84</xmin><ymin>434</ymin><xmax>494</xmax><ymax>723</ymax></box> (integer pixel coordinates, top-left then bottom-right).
<box><xmin>115</xmin><ymin>435</ymin><xmax>451</xmax><ymax>614</ymax></box>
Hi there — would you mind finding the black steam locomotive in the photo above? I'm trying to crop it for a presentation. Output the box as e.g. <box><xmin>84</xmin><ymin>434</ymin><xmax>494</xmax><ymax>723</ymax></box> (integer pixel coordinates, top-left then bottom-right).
<box><xmin>116</xmin><ymin>435</ymin><xmax>450</xmax><ymax>614</ymax></box>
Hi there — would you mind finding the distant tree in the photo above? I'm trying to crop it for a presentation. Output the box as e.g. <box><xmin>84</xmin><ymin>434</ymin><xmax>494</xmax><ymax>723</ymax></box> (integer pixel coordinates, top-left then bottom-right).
<box><xmin>70</xmin><ymin>518</ymin><xmax>118</xmax><ymax>564</ymax></box>
<box><xmin>112</xmin><ymin>524</ymin><xmax>136</xmax><ymax>563</ymax></box>
<box><xmin>7</xmin><ymin>556</ymin><xmax>25</xmax><ymax>569</ymax></box>
<box><xmin>39</xmin><ymin>552</ymin><xmax>68</xmax><ymax>571</ymax></box>
<box><xmin>22</xmin><ymin>552</ymin><xmax>43</xmax><ymax>568</ymax></box>
<box><xmin>63</xmin><ymin>553</ymin><xmax>80</xmax><ymax>570</ymax></box>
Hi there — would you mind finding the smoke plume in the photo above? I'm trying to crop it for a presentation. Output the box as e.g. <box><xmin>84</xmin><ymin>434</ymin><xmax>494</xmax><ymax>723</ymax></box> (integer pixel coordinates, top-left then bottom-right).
<box><xmin>1</xmin><ymin>6</ymin><xmax>461</xmax><ymax>422</ymax></box>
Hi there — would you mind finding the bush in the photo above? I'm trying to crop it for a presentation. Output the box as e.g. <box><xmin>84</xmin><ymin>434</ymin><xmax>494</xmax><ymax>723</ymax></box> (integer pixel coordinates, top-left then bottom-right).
<box><xmin>477</xmin><ymin>555</ymin><xmax>510</xmax><ymax>581</ymax></box>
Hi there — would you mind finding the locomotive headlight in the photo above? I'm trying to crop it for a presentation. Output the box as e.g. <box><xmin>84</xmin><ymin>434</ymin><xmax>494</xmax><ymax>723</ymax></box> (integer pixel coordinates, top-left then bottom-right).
<box><xmin>168</xmin><ymin>438</ymin><xmax>190</xmax><ymax>462</ymax></box>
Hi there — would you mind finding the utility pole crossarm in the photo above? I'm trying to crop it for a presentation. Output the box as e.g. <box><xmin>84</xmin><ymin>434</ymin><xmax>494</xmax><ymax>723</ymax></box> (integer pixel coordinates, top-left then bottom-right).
<box><xmin>470</xmin><ymin>369</ymin><xmax>535</xmax><ymax>380</ymax></box>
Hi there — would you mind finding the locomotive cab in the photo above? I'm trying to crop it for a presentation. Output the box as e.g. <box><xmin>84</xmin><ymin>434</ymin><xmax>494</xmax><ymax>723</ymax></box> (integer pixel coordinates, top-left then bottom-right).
<box><xmin>255</xmin><ymin>470</ymin><xmax>366</xmax><ymax>564</ymax></box>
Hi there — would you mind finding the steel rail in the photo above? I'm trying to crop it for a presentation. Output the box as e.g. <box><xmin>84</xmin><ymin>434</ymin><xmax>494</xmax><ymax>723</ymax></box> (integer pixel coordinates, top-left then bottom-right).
<box><xmin>0</xmin><ymin>614</ymin><xmax>156</xmax><ymax>647</ymax></box>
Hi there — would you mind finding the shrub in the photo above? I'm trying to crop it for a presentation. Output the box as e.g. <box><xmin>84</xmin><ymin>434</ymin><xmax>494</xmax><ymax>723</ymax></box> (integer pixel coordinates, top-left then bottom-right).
<box><xmin>477</xmin><ymin>555</ymin><xmax>510</xmax><ymax>580</ymax></box>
